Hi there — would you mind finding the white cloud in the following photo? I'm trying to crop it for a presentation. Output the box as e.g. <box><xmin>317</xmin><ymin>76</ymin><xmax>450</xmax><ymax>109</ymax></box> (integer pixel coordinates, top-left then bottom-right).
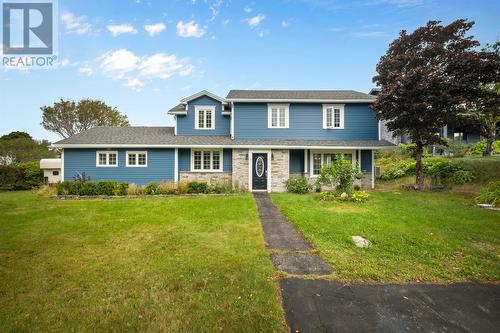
<box><xmin>125</xmin><ymin>78</ymin><xmax>145</xmax><ymax>91</ymax></box>
<box><xmin>281</xmin><ymin>20</ymin><xmax>289</xmax><ymax>28</ymax></box>
<box><xmin>100</xmin><ymin>49</ymin><xmax>140</xmax><ymax>77</ymax></box>
<box><xmin>107</xmin><ymin>24</ymin><xmax>138</xmax><ymax>37</ymax></box>
<box><xmin>61</xmin><ymin>12</ymin><xmax>91</xmax><ymax>35</ymax></box>
<box><xmin>244</xmin><ymin>6</ymin><xmax>252</xmax><ymax>13</ymax></box>
<box><xmin>176</xmin><ymin>20</ymin><xmax>206</xmax><ymax>38</ymax></box>
<box><xmin>78</xmin><ymin>66</ymin><xmax>93</xmax><ymax>76</ymax></box>
<box><xmin>98</xmin><ymin>49</ymin><xmax>194</xmax><ymax>90</ymax></box>
<box><xmin>257</xmin><ymin>31</ymin><xmax>265</xmax><ymax>38</ymax></box>
<box><xmin>60</xmin><ymin>58</ymin><xmax>70</xmax><ymax>66</ymax></box>
<box><xmin>244</xmin><ymin>14</ymin><xmax>265</xmax><ymax>27</ymax></box>
<box><xmin>221</xmin><ymin>19</ymin><xmax>230</xmax><ymax>25</ymax></box>
<box><xmin>208</xmin><ymin>0</ymin><xmax>224</xmax><ymax>21</ymax></box>
<box><xmin>144</xmin><ymin>23</ymin><xmax>166</xmax><ymax>36</ymax></box>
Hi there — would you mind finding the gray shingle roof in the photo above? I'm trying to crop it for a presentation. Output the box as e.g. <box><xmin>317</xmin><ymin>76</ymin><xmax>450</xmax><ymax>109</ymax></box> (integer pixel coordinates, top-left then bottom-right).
<box><xmin>226</xmin><ymin>90</ymin><xmax>376</xmax><ymax>101</ymax></box>
<box><xmin>53</xmin><ymin>126</ymin><xmax>393</xmax><ymax>148</ymax></box>
<box><xmin>168</xmin><ymin>103</ymin><xmax>185</xmax><ymax>113</ymax></box>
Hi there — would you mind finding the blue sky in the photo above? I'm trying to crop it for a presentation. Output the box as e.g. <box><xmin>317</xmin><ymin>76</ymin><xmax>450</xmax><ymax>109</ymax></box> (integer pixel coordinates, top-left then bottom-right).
<box><xmin>1</xmin><ymin>0</ymin><xmax>499</xmax><ymax>141</ymax></box>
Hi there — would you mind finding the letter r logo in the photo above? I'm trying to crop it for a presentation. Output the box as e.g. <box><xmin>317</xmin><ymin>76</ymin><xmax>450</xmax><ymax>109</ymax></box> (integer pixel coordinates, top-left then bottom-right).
<box><xmin>2</xmin><ymin>2</ymin><xmax>54</xmax><ymax>54</ymax></box>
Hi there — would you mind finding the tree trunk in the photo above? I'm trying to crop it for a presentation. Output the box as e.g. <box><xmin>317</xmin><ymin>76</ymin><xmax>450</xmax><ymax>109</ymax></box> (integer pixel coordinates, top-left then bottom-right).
<box><xmin>414</xmin><ymin>145</ymin><xmax>424</xmax><ymax>190</ymax></box>
<box><xmin>485</xmin><ymin>135</ymin><xmax>494</xmax><ymax>156</ymax></box>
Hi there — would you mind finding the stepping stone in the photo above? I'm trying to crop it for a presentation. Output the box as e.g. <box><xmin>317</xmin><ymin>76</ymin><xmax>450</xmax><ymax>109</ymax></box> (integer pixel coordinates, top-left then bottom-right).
<box><xmin>271</xmin><ymin>253</ymin><xmax>333</xmax><ymax>275</ymax></box>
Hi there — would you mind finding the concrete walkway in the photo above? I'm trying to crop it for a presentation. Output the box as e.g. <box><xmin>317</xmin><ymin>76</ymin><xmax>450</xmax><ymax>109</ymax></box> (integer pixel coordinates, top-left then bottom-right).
<box><xmin>253</xmin><ymin>193</ymin><xmax>500</xmax><ymax>333</ymax></box>
<box><xmin>253</xmin><ymin>192</ymin><xmax>332</xmax><ymax>275</ymax></box>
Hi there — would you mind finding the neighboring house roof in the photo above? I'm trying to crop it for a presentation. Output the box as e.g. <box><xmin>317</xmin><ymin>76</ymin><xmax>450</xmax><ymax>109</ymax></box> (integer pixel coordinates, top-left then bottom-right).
<box><xmin>40</xmin><ymin>158</ymin><xmax>61</xmax><ymax>169</ymax></box>
<box><xmin>53</xmin><ymin>126</ymin><xmax>394</xmax><ymax>149</ymax></box>
<box><xmin>226</xmin><ymin>90</ymin><xmax>376</xmax><ymax>102</ymax></box>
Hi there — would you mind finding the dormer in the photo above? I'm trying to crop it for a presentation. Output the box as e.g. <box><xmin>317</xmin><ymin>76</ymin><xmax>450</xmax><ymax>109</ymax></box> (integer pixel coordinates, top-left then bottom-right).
<box><xmin>168</xmin><ymin>90</ymin><xmax>231</xmax><ymax>136</ymax></box>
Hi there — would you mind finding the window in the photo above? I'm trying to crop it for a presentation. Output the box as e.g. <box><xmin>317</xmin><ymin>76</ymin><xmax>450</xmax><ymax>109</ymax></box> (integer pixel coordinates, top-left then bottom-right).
<box><xmin>96</xmin><ymin>151</ymin><xmax>118</xmax><ymax>167</ymax></box>
<box><xmin>191</xmin><ymin>149</ymin><xmax>223</xmax><ymax>171</ymax></box>
<box><xmin>268</xmin><ymin>104</ymin><xmax>289</xmax><ymax>128</ymax></box>
<box><xmin>126</xmin><ymin>151</ymin><xmax>147</xmax><ymax>167</ymax></box>
<box><xmin>311</xmin><ymin>151</ymin><xmax>355</xmax><ymax>176</ymax></box>
<box><xmin>323</xmin><ymin>104</ymin><xmax>344</xmax><ymax>129</ymax></box>
<box><xmin>52</xmin><ymin>170</ymin><xmax>59</xmax><ymax>176</ymax></box>
<box><xmin>195</xmin><ymin>105</ymin><xmax>215</xmax><ymax>130</ymax></box>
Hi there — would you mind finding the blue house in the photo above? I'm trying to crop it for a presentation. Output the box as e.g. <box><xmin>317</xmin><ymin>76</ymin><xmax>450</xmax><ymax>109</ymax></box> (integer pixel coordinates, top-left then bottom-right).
<box><xmin>53</xmin><ymin>90</ymin><xmax>393</xmax><ymax>192</ymax></box>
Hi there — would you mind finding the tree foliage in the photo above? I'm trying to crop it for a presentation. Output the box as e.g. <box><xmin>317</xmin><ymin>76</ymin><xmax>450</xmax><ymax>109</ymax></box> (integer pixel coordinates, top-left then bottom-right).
<box><xmin>41</xmin><ymin>99</ymin><xmax>129</xmax><ymax>138</ymax></box>
<box><xmin>372</xmin><ymin>19</ymin><xmax>499</xmax><ymax>189</ymax></box>
<box><xmin>0</xmin><ymin>132</ymin><xmax>56</xmax><ymax>164</ymax></box>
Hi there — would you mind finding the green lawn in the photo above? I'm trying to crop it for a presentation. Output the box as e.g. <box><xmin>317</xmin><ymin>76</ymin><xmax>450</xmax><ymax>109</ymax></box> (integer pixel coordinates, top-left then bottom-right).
<box><xmin>0</xmin><ymin>191</ymin><xmax>284</xmax><ymax>332</ymax></box>
<box><xmin>271</xmin><ymin>191</ymin><xmax>500</xmax><ymax>282</ymax></box>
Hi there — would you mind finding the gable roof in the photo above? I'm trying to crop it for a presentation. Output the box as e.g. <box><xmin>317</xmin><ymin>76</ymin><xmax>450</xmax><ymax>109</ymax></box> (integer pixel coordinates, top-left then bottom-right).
<box><xmin>180</xmin><ymin>90</ymin><xmax>226</xmax><ymax>104</ymax></box>
<box><xmin>226</xmin><ymin>90</ymin><xmax>376</xmax><ymax>102</ymax></box>
<box><xmin>53</xmin><ymin>126</ymin><xmax>394</xmax><ymax>149</ymax></box>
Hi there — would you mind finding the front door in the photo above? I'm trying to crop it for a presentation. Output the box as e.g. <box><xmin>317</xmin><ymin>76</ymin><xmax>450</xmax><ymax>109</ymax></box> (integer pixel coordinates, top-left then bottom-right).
<box><xmin>252</xmin><ymin>153</ymin><xmax>268</xmax><ymax>191</ymax></box>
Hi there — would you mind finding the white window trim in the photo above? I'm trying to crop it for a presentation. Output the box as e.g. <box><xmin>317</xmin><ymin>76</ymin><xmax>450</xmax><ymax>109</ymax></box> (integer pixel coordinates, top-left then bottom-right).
<box><xmin>248</xmin><ymin>149</ymin><xmax>272</xmax><ymax>192</ymax></box>
<box><xmin>309</xmin><ymin>150</ymin><xmax>356</xmax><ymax>177</ymax></box>
<box><xmin>190</xmin><ymin>149</ymin><xmax>223</xmax><ymax>172</ymax></box>
<box><xmin>96</xmin><ymin>151</ymin><xmax>118</xmax><ymax>167</ymax></box>
<box><xmin>194</xmin><ymin>105</ymin><xmax>216</xmax><ymax>130</ymax></box>
<box><xmin>126</xmin><ymin>151</ymin><xmax>148</xmax><ymax>167</ymax></box>
<box><xmin>322</xmin><ymin>104</ymin><xmax>345</xmax><ymax>129</ymax></box>
<box><xmin>267</xmin><ymin>103</ymin><xmax>289</xmax><ymax>129</ymax></box>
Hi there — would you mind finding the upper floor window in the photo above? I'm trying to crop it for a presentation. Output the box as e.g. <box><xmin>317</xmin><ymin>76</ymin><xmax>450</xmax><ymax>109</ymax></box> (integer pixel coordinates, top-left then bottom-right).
<box><xmin>323</xmin><ymin>104</ymin><xmax>344</xmax><ymax>129</ymax></box>
<box><xmin>96</xmin><ymin>151</ymin><xmax>118</xmax><ymax>167</ymax></box>
<box><xmin>195</xmin><ymin>105</ymin><xmax>215</xmax><ymax>130</ymax></box>
<box><xmin>268</xmin><ymin>104</ymin><xmax>289</xmax><ymax>128</ymax></box>
<box><xmin>191</xmin><ymin>149</ymin><xmax>222</xmax><ymax>172</ymax></box>
<box><xmin>126</xmin><ymin>151</ymin><xmax>147</xmax><ymax>167</ymax></box>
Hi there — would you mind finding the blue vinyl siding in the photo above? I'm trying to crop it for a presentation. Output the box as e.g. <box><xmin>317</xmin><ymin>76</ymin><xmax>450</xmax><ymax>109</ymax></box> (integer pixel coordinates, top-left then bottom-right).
<box><xmin>64</xmin><ymin>148</ymin><xmax>174</xmax><ymax>185</ymax></box>
<box><xmin>177</xmin><ymin>148</ymin><xmax>232</xmax><ymax>175</ymax></box>
<box><xmin>360</xmin><ymin>150</ymin><xmax>372</xmax><ymax>172</ymax></box>
<box><xmin>290</xmin><ymin>149</ymin><xmax>304</xmax><ymax>173</ymax></box>
<box><xmin>176</xmin><ymin>96</ymin><xmax>230</xmax><ymax>136</ymax></box>
<box><xmin>234</xmin><ymin>102</ymin><xmax>378</xmax><ymax>140</ymax></box>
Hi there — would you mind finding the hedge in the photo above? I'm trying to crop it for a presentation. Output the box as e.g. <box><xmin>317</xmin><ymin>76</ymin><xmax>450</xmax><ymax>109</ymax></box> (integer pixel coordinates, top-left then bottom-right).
<box><xmin>0</xmin><ymin>161</ymin><xmax>43</xmax><ymax>190</ymax></box>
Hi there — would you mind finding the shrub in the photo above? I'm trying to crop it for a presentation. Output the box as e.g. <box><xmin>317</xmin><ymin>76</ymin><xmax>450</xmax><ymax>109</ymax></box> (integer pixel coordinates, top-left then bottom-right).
<box><xmin>210</xmin><ymin>184</ymin><xmax>231</xmax><ymax>194</ymax></box>
<box><xmin>127</xmin><ymin>183</ymin><xmax>144</xmax><ymax>195</ymax></box>
<box><xmin>475</xmin><ymin>181</ymin><xmax>500</xmax><ymax>207</ymax></box>
<box><xmin>469</xmin><ymin>140</ymin><xmax>500</xmax><ymax>156</ymax></box>
<box><xmin>96</xmin><ymin>181</ymin><xmax>118</xmax><ymax>196</ymax></box>
<box><xmin>319</xmin><ymin>192</ymin><xmax>335</xmax><ymax>201</ymax></box>
<box><xmin>79</xmin><ymin>181</ymin><xmax>97</xmax><ymax>196</ymax></box>
<box><xmin>317</xmin><ymin>156</ymin><xmax>362</xmax><ymax>195</ymax></box>
<box><xmin>37</xmin><ymin>184</ymin><xmax>57</xmax><ymax>197</ymax></box>
<box><xmin>177</xmin><ymin>181</ymin><xmax>189</xmax><ymax>194</ymax></box>
<box><xmin>145</xmin><ymin>183</ymin><xmax>160</xmax><ymax>195</ymax></box>
<box><xmin>68</xmin><ymin>180</ymin><xmax>84</xmax><ymax>195</ymax></box>
<box><xmin>352</xmin><ymin>190</ymin><xmax>370</xmax><ymax>203</ymax></box>
<box><xmin>0</xmin><ymin>161</ymin><xmax>43</xmax><ymax>190</ymax></box>
<box><xmin>155</xmin><ymin>182</ymin><xmax>175</xmax><ymax>194</ymax></box>
<box><xmin>56</xmin><ymin>180</ymin><xmax>71</xmax><ymax>195</ymax></box>
<box><xmin>187</xmin><ymin>181</ymin><xmax>209</xmax><ymax>194</ymax></box>
<box><xmin>449</xmin><ymin>170</ymin><xmax>475</xmax><ymax>185</ymax></box>
<box><xmin>285</xmin><ymin>177</ymin><xmax>312</xmax><ymax>194</ymax></box>
<box><xmin>114</xmin><ymin>182</ymin><xmax>128</xmax><ymax>196</ymax></box>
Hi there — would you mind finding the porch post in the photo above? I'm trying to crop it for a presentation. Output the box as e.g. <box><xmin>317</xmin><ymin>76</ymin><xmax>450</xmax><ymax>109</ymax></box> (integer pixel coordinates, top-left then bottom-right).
<box><xmin>304</xmin><ymin>149</ymin><xmax>308</xmax><ymax>174</ymax></box>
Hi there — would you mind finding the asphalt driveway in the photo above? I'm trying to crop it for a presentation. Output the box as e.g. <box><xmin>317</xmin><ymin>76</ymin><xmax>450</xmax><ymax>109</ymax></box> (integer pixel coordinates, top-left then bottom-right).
<box><xmin>280</xmin><ymin>278</ymin><xmax>500</xmax><ymax>333</ymax></box>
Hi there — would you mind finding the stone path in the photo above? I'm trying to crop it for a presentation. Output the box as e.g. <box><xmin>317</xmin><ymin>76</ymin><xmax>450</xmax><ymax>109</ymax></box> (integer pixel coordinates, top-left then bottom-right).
<box><xmin>253</xmin><ymin>192</ymin><xmax>332</xmax><ymax>275</ymax></box>
<box><xmin>253</xmin><ymin>193</ymin><xmax>500</xmax><ymax>333</ymax></box>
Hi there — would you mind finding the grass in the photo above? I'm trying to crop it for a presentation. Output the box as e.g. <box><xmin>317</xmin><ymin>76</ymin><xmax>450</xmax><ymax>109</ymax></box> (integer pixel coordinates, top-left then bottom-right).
<box><xmin>0</xmin><ymin>191</ymin><xmax>285</xmax><ymax>332</ymax></box>
<box><xmin>271</xmin><ymin>190</ymin><xmax>500</xmax><ymax>283</ymax></box>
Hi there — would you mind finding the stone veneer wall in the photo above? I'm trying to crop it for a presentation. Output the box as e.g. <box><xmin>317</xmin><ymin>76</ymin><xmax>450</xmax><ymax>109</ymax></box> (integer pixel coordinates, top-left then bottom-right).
<box><xmin>232</xmin><ymin>148</ymin><xmax>249</xmax><ymax>190</ymax></box>
<box><xmin>179</xmin><ymin>172</ymin><xmax>232</xmax><ymax>185</ymax></box>
<box><xmin>289</xmin><ymin>171</ymin><xmax>373</xmax><ymax>190</ymax></box>
<box><xmin>270</xmin><ymin>149</ymin><xmax>289</xmax><ymax>192</ymax></box>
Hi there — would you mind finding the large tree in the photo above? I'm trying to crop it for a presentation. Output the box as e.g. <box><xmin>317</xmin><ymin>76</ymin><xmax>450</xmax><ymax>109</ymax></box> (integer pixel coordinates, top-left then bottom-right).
<box><xmin>465</xmin><ymin>42</ymin><xmax>500</xmax><ymax>156</ymax></box>
<box><xmin>0</xmin><ymin>132</ymin><xmax>56</xmax><ymax>164</ymax></box>
<box><xmin>372</xmin><ymin>19</ymin><xmax>498</xmax><ymax>190</ymax></box>
<box><xmin>41</xmin><ymin>99</ymin><xmax>129</xmax><ymax>138</ymax></box>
